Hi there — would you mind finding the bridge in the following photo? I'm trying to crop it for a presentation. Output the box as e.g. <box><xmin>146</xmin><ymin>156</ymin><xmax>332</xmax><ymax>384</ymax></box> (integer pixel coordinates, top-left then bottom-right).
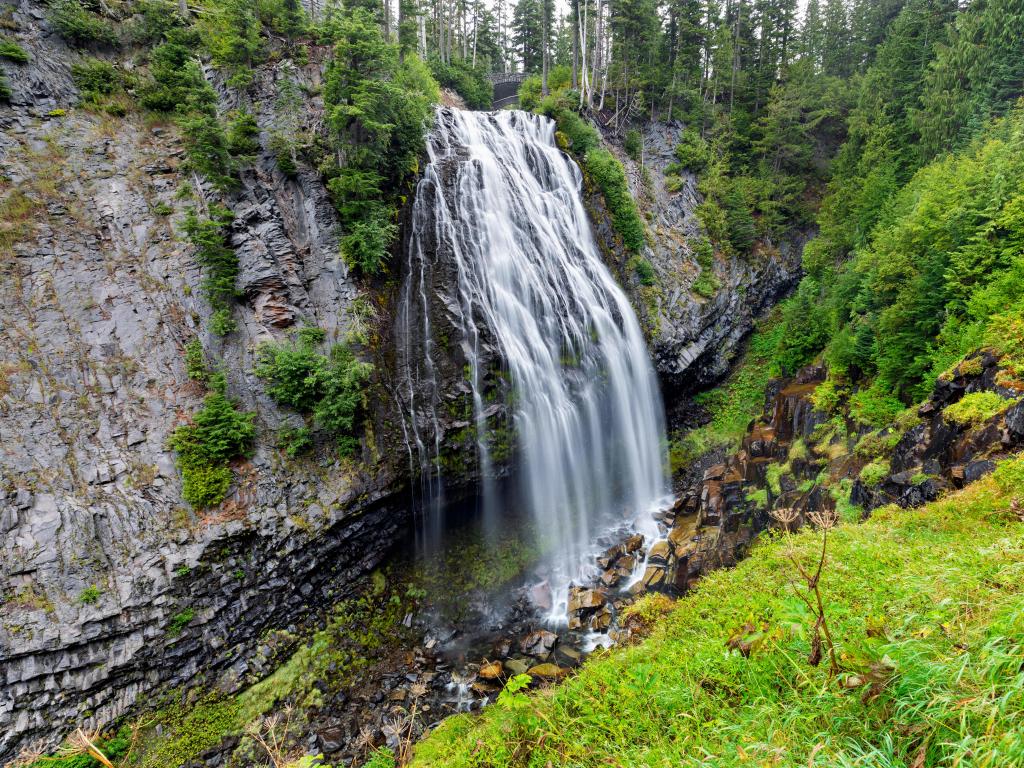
<box><xmin>489</xmin><ymin>72</ymin><xmax>528</xmax><ymax>109</ymax></box>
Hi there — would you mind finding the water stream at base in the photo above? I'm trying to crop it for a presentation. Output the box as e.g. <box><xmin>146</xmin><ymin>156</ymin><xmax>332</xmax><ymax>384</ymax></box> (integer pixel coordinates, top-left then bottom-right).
<box><xmin>399</xmin><ymin>108</ymin><xmax>670</xmax><ymax>620</ymax></box>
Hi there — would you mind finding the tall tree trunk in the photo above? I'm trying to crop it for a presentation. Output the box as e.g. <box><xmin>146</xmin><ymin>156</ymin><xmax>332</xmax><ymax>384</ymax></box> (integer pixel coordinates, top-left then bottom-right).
<box><xmin>542</xmin><ymin>0</ymin><xmax>550</xmax><ymax>95</ymax></box>
<box><xmin>571</xmin><ymin>0</ymin><xmax>580</xmax><ymax>89</ymax></box>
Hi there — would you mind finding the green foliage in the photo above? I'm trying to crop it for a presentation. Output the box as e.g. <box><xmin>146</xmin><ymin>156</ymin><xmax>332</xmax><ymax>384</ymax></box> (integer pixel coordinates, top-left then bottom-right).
<box><xmin>254</xmin><ymin>329</ymin><xmax>372</xmax><ymax>453</ymax></box>
<box><xmin>323</xmin><ymin>9</ymin><xmax>438</xmax><ymax>275</ymax></box>
<box><xmin>182</xmin><ymin>205</ymin><xmax>238</xmax><ymax>335</ymax></box>
<box><xmin>632</xmin><ymin>257</ymin><xmax>656</xmax><ymax>286</ymax></box>
<box><xmin>673</xmin><ymin>129</ymin><xmax>709</xmax><ymax>172</ymax></box>
<box><xmin>277</xmin><ymin>425</ymin><xmax>313</xmax><ymax>457</ymax></box>
<box><xmin>197</xmin><ymin>0</ymin><xmax>264</xmax><ymax>81</ymax></box>
<box><xmin>624</xmin><ymin>129</ymin><xmax>642</xmax><ymax>161</ymax></box>
<box><xmin>670</xmin><ymin>313</ymin><xmax>783</xmax><ymax>470</ymax></box>
<box><xmin>810</xmin><ymin>378</ymin><xmax>844</xmax><ymax>413</ymax></box>
<box><xmin>0</xmin><ymin>38</ymin><xmax>29</xmax><ymax>63</ymax></box>
<box><xmin>225</xmin><ymin>109</ymin><xmax>260</xmax><ymax>158</ymax></box>
<box><xmin>167</xmin><ymin>607</ymin><xmax>195</xmax><ymax>636</ymax></box>
<box><xmin>71</xmin><ymin>58</ymin><xmax>120</xmax><ymax>101</ymax></box>
<box><xmin>943</xmin><ymin>391</ymin><xmax>1013</xmax><ymax>427</ymax></box>
<box><xmin>362</xmin><ymin>748</ymin><xmax>397</xmax><ymax>768</ymax></box>
<box><xmin>429</xmin><ymin>57</ymin><xmax>492</xmax><ymax>109</ymax></box>
<box><xmin>168</xmin><ymin>374</ymin><xmax>254</xmax><ymax>508</ymax></box>
<box><xmin>413</xmin><ymin>456</ymin><xmax>1024</xmax><ymax>767</ymax></box>
<box><xmin>48</xmin><ymin>0</ymin><xmax>118</xmax><ymax>46</ymax></box>
<box><xmin>184</xmin><ymin>338</ymin><xmax>207</xmax><ymax>382</ymax></box>
<box><xmin>848</xmin><ymin>381</ymin><xmax>905</xmax><ymax>429</ymax></box>
<box><xmin>78</xmin><ymin>585</ymin><xmax>101</xmax><ymax>605</ymax></box>
<box><xmin>585</xmin><ymin>148</ymin><xmax>646</xmax><ymax>252</ymax></box>
<box><xmin>859</xmin><ymin>458</ymin><xmax>890</xmax><ymax>486</ymax></box>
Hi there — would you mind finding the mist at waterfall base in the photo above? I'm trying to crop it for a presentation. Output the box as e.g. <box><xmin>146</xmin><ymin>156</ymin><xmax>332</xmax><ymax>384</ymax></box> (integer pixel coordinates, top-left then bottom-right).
<box><xmin>399</xmin><ymin>108</ymin><xmax>670</xmax><ymax>633</ymax></box>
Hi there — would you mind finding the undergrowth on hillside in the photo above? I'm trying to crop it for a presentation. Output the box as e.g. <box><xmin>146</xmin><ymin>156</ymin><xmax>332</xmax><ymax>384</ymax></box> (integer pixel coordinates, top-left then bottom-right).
<box><xmin>411</xmin><ymin>453</ymin><xmax>1024</xmax><ymax>767</ymax></box>
<box><xmin>670</xmin><ymin>311</ymin><xmax>784</xmax><ymax>469</ymax></box>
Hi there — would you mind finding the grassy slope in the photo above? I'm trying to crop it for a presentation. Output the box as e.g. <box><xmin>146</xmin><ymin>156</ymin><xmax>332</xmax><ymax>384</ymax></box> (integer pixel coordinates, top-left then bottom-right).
<box><xmin>411</xmin><ymin>455</ymin><xmax>1024</xmax><ymax>767</ymax></box>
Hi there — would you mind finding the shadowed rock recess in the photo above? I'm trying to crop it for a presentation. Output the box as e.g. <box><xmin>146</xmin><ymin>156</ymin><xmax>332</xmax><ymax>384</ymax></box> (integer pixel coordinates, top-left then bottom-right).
<box><xmin>0</xmin><ymin>6</ymin><xmax>804</xmax><ymax>762</ymax></box>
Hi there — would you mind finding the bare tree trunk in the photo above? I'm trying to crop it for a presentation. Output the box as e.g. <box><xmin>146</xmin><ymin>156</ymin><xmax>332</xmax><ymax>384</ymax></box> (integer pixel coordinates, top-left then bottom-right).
<box><xmin>541</xmin><ymin>0</ymin><xmax>549</xmax><ymax>95</ymax></box>
<box><xmin>578</xmin><ymin>0</ymin><xmax>590</xmax><ymax>108</ymax></box>
<box><xmin>178</xmin><ymin>0</ymin><xmax>188</xmax><ymax>16</ymax></box>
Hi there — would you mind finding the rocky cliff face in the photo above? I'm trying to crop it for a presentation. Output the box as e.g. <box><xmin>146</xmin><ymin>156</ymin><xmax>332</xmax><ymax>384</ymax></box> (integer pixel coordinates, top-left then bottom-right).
<box><xmin>590</xmin><ymin>122</ymin><xmax>804</xmax><ymax>400</ymax></box>
<box><xmin>0</xmin><ymin>9</ymin><xmax>414</xmax><ymax>759</ymax></box>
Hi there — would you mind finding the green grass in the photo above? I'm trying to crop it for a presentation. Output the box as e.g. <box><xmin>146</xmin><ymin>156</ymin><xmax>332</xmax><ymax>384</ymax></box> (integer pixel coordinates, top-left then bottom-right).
<box><xmin>410</xmin><ymin>454</ymin><xmax>1024</xmax><ymax>767</ymax></box>
<box><xmin>670</xmin><ymin>312</ymin><xmax>784</xmax><ymax>470</ymax></box>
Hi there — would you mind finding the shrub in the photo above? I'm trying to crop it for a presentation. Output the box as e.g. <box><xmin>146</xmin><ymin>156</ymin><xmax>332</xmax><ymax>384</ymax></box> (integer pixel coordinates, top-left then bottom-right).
<box><xmin>849</xmin><ymin>381</ymin><xmax>907</xmax><ymax>428</ymax></box>
<box><xmin>168</xmin><ymin>374</ymin><xmax>254</xmax><ymax>508</ymax></box>
<box><xmin>624</xmin><ymin>129</ymin><xmax>642</xmax><ymax>161</ymax></box>
<box><xmin>632</xmin><ymin>257</ymin><xmax>656</xmax><ymax>286</ymax></box>
<box><xmin>859</xmin><ymin>458</ymin><xmax>890</xmax><ymax>486</ymax></box>
<box><xmin>255</xmin><ymin>330</ymin><xmax>373</xmax><ymax>453</ymax></box>
<box><xmin>811</xmin><ymin>378</ymin><xmax>845</xmax><ymax>413</ymax></box>
<box><xmin>184</xmin><ymin>338</ymin><xmax>207</xmax><ymax>382</ymax></box>
<box><xmin>277</xmin><ymin>425</ymin><xmax>314</xmax><ymax>458</ymax></box>
<box><xmin>943</xmin><ymin>391</ymin><xmax>1012</xmax><ymax>426</ymax></box>
<box><xmin>429</xmin><ymin>57</ymin><xmax>491</xmax><ymax>109</ymax></box>
<box><xmin>71</xmin><ymin>58</ymin><xmax>120</xmax><ymax>100</ymax></box>
<box><xmin>78</xmin><ymin>585</ymin><xmax>101</xmax><ymax>605</ymax></box>
<box><xmin>48</xmin><ymin>0</ymin><xmax>118</xmax><ymax>46</ymax></box>
<box><xmin>674</xmin><ymin>129</ymin><xmax>709</xmax><ymax>172</ymax></box>
<box><xmin>585</xmin><ymin>148</ymin><xmax>646</xmax><ymax>252</ymax></box>
<box><xmin>226</xmin><ymin>109</ymin><xmax>261</xmax><ymax>158</ymax></box>
<box><xmin>0</xmin><ymin>38</ymin><xmax>29</xmax><ymax>63</ymax></box>
<box><xmin>181</xmin><ymin>205</ymin><xmax>238</xmax><ymax>335</ymax></box>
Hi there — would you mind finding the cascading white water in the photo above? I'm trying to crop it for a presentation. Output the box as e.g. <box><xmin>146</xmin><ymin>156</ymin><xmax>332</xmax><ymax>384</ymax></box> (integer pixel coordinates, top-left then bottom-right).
<box><xmin>401</xmin><ymin>108</ymin><xmax>669</xmax><ymax>617</ymax></box>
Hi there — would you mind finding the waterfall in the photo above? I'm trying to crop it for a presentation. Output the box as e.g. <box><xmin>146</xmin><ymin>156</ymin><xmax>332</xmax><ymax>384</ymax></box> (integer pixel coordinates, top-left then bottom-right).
<box><xmin>399</xmin><ymin>108</ymin><xmax>669</xmax><ymax>616</ymax></box>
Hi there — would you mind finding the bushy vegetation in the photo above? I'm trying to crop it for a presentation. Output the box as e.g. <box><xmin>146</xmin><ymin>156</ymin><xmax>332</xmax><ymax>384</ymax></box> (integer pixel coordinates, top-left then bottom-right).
<box><xmin>181</xmin><ymin>205</ymin><xmax>238</xmax><ymax>336</ymax></box>
<box><xmin>0</xmin><ymin>37</ymin><xmax>29</xmax><ymax>63</ymax></box>
<box><xmin>70</xmin><ymin>58</ymin><xmax>121</xmax><ymax>100</ymax></box>
<box><xmin>323</xmin><ymin>8</ymin><xmax>439</xmax><ymax>275</ymax></box>
<box><xmin>944</xmin><ymin>391</ymin><xmax>1014</xmax><ymax>427</ymax></box>
<box><xmin>412</xmin><ymin>453</ymin><xmax>1024</xmax><ymax>767</ymax></box>
<box><xmin>429</xmin><ymin>57</ymin><xmax>491</xmax><ymax>109</ymax></box>
<box><xmin>670</xmin><ymin>313</ymin><xmax>783</xmax><ymax>469</ymax></box>
<box><xmin>533</xmin><ymin>91</ymin><xmax>647</xmax><ymax>254</ymax></box>
<box><xmin>168</xmin><ymin>373</ymin><xmax>254</xmax><ymax>508</ymax></box>
<box><xmin>48</xmin><ymin>0</ymin><xmax>119</xmax><ymax>47</ymax></box>
<box><xmin>254</xmin><ymin>327</ymin><xmax>373</xmax><ymax>455</ymax></box>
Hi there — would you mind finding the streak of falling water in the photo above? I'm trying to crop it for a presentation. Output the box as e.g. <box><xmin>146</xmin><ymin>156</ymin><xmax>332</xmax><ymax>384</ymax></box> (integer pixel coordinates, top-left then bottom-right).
<box><xmin>400</xmin><ymin>108</ymin><xmax>669</xmax><ymax>616</ymax></box>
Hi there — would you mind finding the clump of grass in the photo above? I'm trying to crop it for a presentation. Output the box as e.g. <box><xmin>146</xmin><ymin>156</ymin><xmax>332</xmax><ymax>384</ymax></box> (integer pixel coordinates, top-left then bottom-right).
<box><xmin>411</xmin><ymin>454</ymin><xmax>1024</xmax><ymax>767</ymax></box>
<box><xmin>859</xmin><ymin>458</ymin><xmax>890</xmax><ymax>487</ymax></box>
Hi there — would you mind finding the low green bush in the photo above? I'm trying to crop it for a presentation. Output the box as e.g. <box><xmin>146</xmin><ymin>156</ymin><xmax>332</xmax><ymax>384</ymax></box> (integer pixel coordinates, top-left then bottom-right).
<box><xmin>167</xmin><ymin>607</ymin><xmax>196</xmax><ymax>636</ymax></box>
<box><xmin>48</xmin><ymin>0</ymin><xmax>119</xmax><ymax>46</ymax></box>
<box><xmin>429</xmin><ymin>57</ymin><xmax>491</xmax><ymax>109</ymax></box>
<box><xmin>168</xmin><ymin>374</ymin><xmax>254</xmax><ymax>508</ymax></box>
<box><xmin>182</xmin><ymin>205</ymin><xmax>238</xmax><ymax>335</ymax></box>
<box><xmin>255</xmin><ymin>329</ymin><xmax>373</xmax><ymax>455</ymax></box>
<box><xmin>944</xmin><ymin>391</ymin><xmax>1012</xmax><ymax>426</ymax></box>
<box><xmin>624</xmin><ymin>129</ymin><xmax>642</xmax><ymax>161</ymax></box>
<box><xmin>0</xmin><ymin>38</ymin><xmax>29</xmax><ymax>63</ymax></box>
<box><xmin>859</xmin><ymin>458</ymin><xmax>890</xmax><ymax>486</ymax></box>
<box><xmin>674</xmin><ymin>129</ymin><xmax>709</xmax><ymax>172</ymax></box>
<box><xmin>71</xmin><ymin>58</ymin><xmax>120</xmax><ymax>101</ymax></box>
<box><xmin>585</xmin><ymin>148</ymin><xmax>646</xmax><ymax>252</ymax></box>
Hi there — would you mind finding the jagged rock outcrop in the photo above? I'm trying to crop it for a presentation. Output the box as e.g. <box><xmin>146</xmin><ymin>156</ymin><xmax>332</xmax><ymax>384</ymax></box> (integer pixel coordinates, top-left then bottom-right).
<box><xmin>851</xmin><ymin>351</ymin><xmax>1024</xmax><ymax>510</ymax></box>
<box><xmin>591</xmin><ymin>122</ymin><xmax>804</xmax><ymax>398</ymax></box>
